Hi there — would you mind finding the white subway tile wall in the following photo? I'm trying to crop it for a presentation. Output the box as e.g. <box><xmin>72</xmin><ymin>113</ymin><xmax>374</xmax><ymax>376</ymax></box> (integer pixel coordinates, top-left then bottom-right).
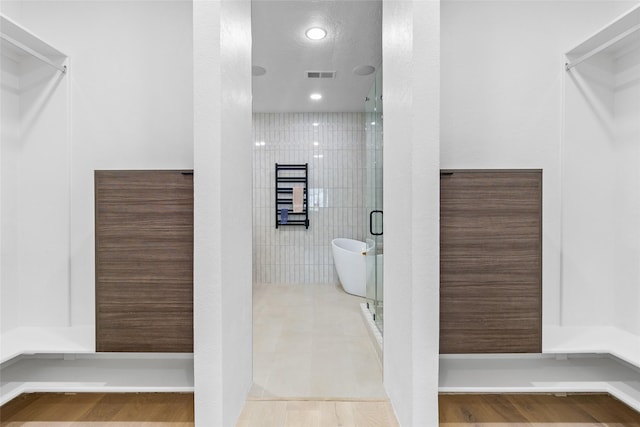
<box><xmin>253</xmin><ymin>113</ymin><xmax>367</xmax><ymax>284</ymax></box>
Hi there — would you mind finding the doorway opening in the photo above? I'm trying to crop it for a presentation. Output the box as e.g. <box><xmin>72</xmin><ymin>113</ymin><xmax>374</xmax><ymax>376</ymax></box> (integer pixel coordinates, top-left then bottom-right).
<box><xmin>250</xmin><ymin>0</ymin><xmax>384</xmax><ymax>399</ymax></box>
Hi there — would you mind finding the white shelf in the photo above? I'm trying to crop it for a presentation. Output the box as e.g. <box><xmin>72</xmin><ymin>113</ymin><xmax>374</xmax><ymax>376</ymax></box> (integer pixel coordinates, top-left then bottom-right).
<box><xmin>543</xmin><ymin>325</ymin><xmax>640</xmax><ymax>369</ymax></box>
<box><xmin>0</xmin><ymin>327</ymin><xmax>194</xmax><ymax>406</ymax></box>
<box><xmin>440</xmin><ymin>326</ymin><xmax>640</xmax><ymax>412</ymax></box>
<box><xmin>567</xmin><ymin>4</ymin><xmax>640</xmax><ymax>58</ymax></box>
<box><xmin>439</xmin><ymin>354</ymin><xmax>640</xmax><ymax>413</ymax></box>
<box><xmin>1</xmin><ymin>14</ymin><xmax>66</xmax><ymax>58</ymax></box>
<box><xmin>1</xmin><ymin>14</ymin><xmax>67</xmax><ymax>72</ymax></box>
<box><xmin>0</xmin><ymin>354</ymin><xmax>194</xmax><ymax>406</ymax></box>
<box><xmin>439</xmin><ymin>326</ymin><xmax>640</xmax><ymax>411</ymax></box>
<box><xmin>1</xmin><ymin>326</ymin><xmax>95</xmax><ymax>365</ymax></box>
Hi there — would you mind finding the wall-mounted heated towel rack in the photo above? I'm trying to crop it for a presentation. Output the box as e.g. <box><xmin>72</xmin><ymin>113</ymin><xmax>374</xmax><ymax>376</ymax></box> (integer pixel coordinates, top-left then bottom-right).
<box><xmin>275</xmin><ymin>163</ymin><xmax>309</xmax><ymax>229</ymax></box>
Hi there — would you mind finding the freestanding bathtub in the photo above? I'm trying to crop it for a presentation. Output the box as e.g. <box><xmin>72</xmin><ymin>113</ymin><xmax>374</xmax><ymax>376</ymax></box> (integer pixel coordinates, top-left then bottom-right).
<box><xmin>331</xmin><ymin>238</ymin><xmax>374</xmax><ymax>297</ymax></box>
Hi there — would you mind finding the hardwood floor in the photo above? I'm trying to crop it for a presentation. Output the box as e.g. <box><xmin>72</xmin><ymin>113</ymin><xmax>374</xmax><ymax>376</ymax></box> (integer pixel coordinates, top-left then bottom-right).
<box><xmin>439</xmin><ymin>393</ymin><xmax>640</xmax><ymax>425</ymax></box>
<box><xmin>3</xmin><ymin>392</ymin><xmax>640</xmax><ymax>426</ymax></box>
<box><xmin>0</xmin><ymin>393</ymin><xmax>194</xmax><ymax>425</ymax></box>
<box><xmin>0</xmin><ymin>393</ymin><xmax>397</xmax><ymax>427</ymax></box>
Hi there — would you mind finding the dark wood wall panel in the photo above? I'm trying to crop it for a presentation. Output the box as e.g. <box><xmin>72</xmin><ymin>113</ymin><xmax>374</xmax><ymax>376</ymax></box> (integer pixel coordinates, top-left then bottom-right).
<box><xmin>440</xmin><ymin>170</ymin><xmax>542</xmax><ymax>354</ymax></box>
<box><xmin>95</xmin><ymin>170</ymin><xmax>193</xmax><ymax>352</ymax></box>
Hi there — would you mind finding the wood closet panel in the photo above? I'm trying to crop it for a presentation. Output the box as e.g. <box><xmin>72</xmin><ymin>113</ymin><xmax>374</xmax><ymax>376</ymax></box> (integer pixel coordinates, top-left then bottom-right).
<box><xmin>440</xmin><ymin>170</ymin><xmax>542</xmax><ymax>354</ymax></box>
<box><xmin>95</xmin><ymin>170</ymin><xmax>193</xmax><ymax>352</ymax></box>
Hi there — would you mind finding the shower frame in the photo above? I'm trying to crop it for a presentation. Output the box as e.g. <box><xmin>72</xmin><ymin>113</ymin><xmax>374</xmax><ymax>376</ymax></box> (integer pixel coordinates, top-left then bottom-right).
<box><xmin>365</xmin><ymin>67</ymin><xmax>384</xmax><ymax>334</ymax></box>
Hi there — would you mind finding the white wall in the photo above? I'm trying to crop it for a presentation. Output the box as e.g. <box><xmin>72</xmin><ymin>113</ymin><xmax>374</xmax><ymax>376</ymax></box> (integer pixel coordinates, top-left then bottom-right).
<box><xmin>252</xmin><ymin>112</ymin><xmax>367</xmax><ymax>285</ymax></box>
<box><xmin>1</xmin><ymin>37</ymin><xmax>69</xmax><ymax>331</ymax></box>
<box><xmin>15</xmin><ymin>0</ymin><xmax>194</xmax><ymax>326</ymax></box>
<box><xmin>440</xmin><ymin>0</ymin><xmax>638</xmax><ymax>329</ymax></box>
<box><xmin>563</xmin><ymin>54</ymin><xmax>617</xmax><ymax>329</ymax></box>
<box><xmin>1</xmin><ymin>47</ymin><xmax>22</xmax><ymax>332</ymax></box>
<box><xmin>194</xmin><ymin>0</ymin><xmax>253</xmax><ymax>425</ymax></box>
<box><xmin>17</xmin><ymin>56</ymin><xmax>70</xmax><ymax>328</ymax></box>
<box><xmin>563</xmin><ymin>26</ymin><xmax>640</xmax><ymax>335</ymax></box>
<box><xmin>383</xmin><ymin>1</ymin><xmax>440</xmax><ymax>425</ymax></box>
<box><xmin>0</xmin><ymin>1</ymin><xmax>21</xmax><ymax>19</ymax></box>
<box><xmin>612</xmin><ymin>46</ymin><xmax>640</xmax><ymax>334</ymax></box>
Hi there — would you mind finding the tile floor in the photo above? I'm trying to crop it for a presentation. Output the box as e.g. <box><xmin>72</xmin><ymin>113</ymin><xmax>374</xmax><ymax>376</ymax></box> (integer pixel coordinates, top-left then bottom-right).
<box><xmin>250</xmin><ymin>283</ymin><xmax>386</xmax><ymax>399</ymax></box>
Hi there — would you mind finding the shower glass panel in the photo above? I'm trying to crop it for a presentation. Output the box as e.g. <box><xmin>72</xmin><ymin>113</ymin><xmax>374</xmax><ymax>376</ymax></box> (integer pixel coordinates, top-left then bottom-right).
<box><xmin>365</xmin><ymin>67</ymin><xmax>383</xmax><ymax>334</ymax></box>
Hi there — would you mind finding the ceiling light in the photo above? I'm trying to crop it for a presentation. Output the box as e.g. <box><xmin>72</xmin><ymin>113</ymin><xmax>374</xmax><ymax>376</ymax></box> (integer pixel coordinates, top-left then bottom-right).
<box><xmin>312</xmin><ymin>122</ymin><xmax>319</xmax><ymax>127</ymax></box>
<box><xmin>305</xmin><ymin>27</ymin><xmax>327</xmax><ymax>40</ymax></box>
<box><xmin>314</xmin><ymin>154</ymin><xmax>324</xmax><ymax>158</ymax></box>
<box><xmin>313</xmin><ymin>141</ymin><xmax>319</xmax><ymax>146</ymax></box>
<box><xmin>310</xmin><ymin>93</ymin><xmax>322</xmax><ymax>101</ymax></box>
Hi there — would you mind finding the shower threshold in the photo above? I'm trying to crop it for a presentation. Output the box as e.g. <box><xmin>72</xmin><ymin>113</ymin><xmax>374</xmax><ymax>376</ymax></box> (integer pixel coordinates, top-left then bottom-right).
<box><xmin>360</xmin><ymin>303</ymin><xmax>383</xmax><ymax>366</ymax></box>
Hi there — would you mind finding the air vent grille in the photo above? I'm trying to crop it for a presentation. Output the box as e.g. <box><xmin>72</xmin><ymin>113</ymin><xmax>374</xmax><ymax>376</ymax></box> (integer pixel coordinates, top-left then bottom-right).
<box><xmin>306</xmin><ymin>71</ymin><xmax>336</xmax><ymax>79</ymax></box>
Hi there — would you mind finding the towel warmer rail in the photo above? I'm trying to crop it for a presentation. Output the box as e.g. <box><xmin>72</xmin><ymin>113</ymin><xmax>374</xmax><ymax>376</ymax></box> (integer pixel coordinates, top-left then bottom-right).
<box><xmin>275</xmin><ymin>163</ymin><xmax>309</xmax><ymax>229</ymax></box>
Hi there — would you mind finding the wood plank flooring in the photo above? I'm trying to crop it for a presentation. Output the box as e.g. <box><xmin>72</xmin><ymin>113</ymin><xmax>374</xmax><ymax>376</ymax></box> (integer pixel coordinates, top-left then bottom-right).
<box><xmin>3</xmin><ymin>392</ymin><xmax>640</xmax><ymax>426</ymax></box>
<box><xmin>439</xmin><ymin>393</ymin><xmax>640</xmax><ymax>425</ymax></box>
<box><xmin>1</xmin><ymin>392</ymin><xmax>193</xmax><ymax>426</ymax></box>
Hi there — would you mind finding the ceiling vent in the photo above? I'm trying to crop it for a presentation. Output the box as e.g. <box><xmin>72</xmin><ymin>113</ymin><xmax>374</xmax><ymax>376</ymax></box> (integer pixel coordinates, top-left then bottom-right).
<box><xmin>306</xmin><ymin>71</ymin><xmax>336</xmax><ymax>79</ymax></box>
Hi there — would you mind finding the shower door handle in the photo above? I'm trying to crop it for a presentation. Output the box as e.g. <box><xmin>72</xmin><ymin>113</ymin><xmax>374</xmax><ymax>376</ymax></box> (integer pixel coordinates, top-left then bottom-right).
<box><xmin>370</xmin><ymin>210</ymin><xmax>383</xmax><ymax>236</ymax></box>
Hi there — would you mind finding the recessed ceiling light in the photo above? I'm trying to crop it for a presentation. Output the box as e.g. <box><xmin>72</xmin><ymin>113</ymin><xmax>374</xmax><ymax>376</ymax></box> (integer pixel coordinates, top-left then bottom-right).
<box><xmin>313</xmin><ymin>141</ymin><xmax>319</xmax><ymax>146</ymax></box>
<box><xmin>314</xmin><ymin>154</ymin><xmax>324</xmax><ymax>158</ymax></box>
<box><xmin>312</xmin><ymin>122</ymin><xmax>319</xmax><ymax>127</ymax></box>
<box><xmin>305</xmin><ymin>27</ymin><xmax>327</xmax><ymax>40</ymax></box>
<box><xmin>310</xmin><ymin>93</ymin><xmax>322</xmax><ymax>101</ymax></box>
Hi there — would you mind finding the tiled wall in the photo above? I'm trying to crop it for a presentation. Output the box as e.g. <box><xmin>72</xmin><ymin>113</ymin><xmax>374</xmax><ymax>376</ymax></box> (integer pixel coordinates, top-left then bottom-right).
<box><xmin>253</xmin><ymin>113</ymin><xmax>367</xmax><ymax>284</ymax></box>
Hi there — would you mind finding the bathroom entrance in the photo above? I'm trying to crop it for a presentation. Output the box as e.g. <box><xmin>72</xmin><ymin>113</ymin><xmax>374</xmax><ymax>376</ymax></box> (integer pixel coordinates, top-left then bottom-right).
<box><xmin>365</xmin><ymin>68</ymin><xmax>384</xmax><ymax>334</ymax></box>
<box><xmin>250</xmin><ymin>0</ymin><xmax>384</xmax><ymax>399</ymax></box>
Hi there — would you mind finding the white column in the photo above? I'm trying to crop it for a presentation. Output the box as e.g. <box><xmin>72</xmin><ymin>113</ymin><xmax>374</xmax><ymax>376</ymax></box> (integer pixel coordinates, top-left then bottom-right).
<box><xmin>193</xmin><ymin>0</ymin><xmax>253</xmax><ymax>425</ymax></box>
<box><xmin>383</xmin><ymin>1</ymin><xmax>440</xmax><ymax>425</ymax></box>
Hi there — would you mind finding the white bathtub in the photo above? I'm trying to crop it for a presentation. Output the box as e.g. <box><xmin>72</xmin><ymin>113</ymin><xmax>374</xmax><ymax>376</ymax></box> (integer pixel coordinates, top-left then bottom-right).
<box><xmin>332</xmin><ymin>238</ymin><xmax>374</xmax><ymax>297</ymax></box>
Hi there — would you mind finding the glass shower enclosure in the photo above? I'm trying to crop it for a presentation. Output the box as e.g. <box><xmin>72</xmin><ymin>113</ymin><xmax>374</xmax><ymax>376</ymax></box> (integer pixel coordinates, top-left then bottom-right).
<box><xmin>365</xmin><ymin>68</ymin><xmax>383</xmax><ymax>334</ymax></box>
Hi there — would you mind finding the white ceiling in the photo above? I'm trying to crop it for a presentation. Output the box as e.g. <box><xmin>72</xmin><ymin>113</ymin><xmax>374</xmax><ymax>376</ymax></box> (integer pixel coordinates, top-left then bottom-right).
<box><xmin>251</xmin><ymin>0</ymin><xmax>382</xmax><ymax>113</ymax></box>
